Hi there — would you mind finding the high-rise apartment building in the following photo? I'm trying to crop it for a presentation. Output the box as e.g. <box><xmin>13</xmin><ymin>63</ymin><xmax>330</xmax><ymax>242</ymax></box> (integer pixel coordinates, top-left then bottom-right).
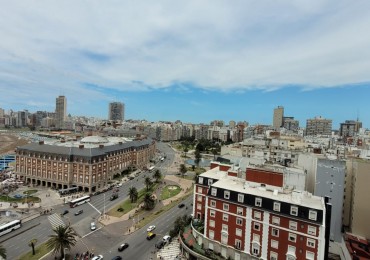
<box><xmin>109</xmin><ymin>102</ymin><xmax>124</xmax><ymax>121</ymax></box>
<box><xmin>273</xmin><ymin>106</ymin><xmax>284</xmax><ymax>129</ymax></box>
<box><xmin>283</xmin><ymin>117</ymin><xmax>299</xmax><ymax>131</ymax></box>
<box><xmin>305</xmin><ymin>116</ymin><xmax>332</xmax><ymax>136</ymax></box>
<box><xmin>55</xmin><ymin>95</ymin><xmax>66</xmax><ymax>129</ymax></box>
<box><xmin>339</xmin><ymin>120</ymin><xmax>362</xmax><ymax>138</ymax></box>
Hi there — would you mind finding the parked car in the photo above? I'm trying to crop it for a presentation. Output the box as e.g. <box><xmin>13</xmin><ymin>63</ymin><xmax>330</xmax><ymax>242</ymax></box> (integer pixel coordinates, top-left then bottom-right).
<box><xmin>91</xmin><ymin>222</ymin><xmax>96</xmax><ymax>231</ymax></box>
<box><xmin>118</xmin><ymin>243</ymin><xmax>129</xmax><ymax>251</ymax></box>
<box><xmin>111</xmin><ymin>256</ymin><xmax>122</xmax><ymax>260</ymax></box>
<box><xmin>61</xmin><ymin>210</ymin><xmax>69</xmax><ymax>215</ymax></box>
<box><xmin>155</xmin><ymin>240</ymin><xmax>165</xmax><ymax>249</ymax></box>
<box><xmin>147</xmin><ymin>232</ymin><xmax>156</xmax><ymax>240</ymax></box>
<box><xmin>163</xmin><ymin>235</ymin><xmax>171</xmax><ymax>243</ymax></box>
<box><xmin>74</xmin><ymin>209</ymin><xmax>83</xmax><ymax>216</ymax></box>
<box><xmin>178</xmin><ymin>203</ymin><xmax>185</xmax><ymax>208</ymax></box>
<box><xmin>147</xmin><ymin>225</ymin><xmax>156</xmax><ymax>232</ymax></box>
<box><xmin>91</xmin><ymin>255</ymin><xmax>103</xmax><ymax>260</ymax></box>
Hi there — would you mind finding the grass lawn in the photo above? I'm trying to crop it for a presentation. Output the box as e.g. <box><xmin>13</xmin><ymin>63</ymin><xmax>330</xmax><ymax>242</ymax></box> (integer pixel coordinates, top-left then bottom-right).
<box><xmin>160</xmin><ymin>185</ymin><xmax>181</xmax><ymax>200</ymax></box>
<box><xmin>19</xmin><ymin>239</ymin><xmax>52</xmax><ymax>260</ymax></box>
<box><xmin>107</xmin><ymin>183</ymin><xmax>159</xmax><ymax>218</ymax></box>
<box><xmin>23</xmin><ymin>189</ymin><xmax>38</xmax><ymax>195</ymax></box>
<box><xmin>0</xmin><ymin>195</ymin><xmax>40</xmax><ymax>203</ymax></box>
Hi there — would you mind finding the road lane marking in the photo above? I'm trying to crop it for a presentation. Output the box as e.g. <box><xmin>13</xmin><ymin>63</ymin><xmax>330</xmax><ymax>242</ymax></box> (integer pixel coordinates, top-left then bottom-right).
<box><xmin>88</xmin><ymin>202</ymin><xmax>101</xmax><ymax>214</ymax></box>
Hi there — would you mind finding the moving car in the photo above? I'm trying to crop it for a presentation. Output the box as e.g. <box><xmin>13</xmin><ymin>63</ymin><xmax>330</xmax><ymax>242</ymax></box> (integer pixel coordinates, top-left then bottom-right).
<box><xmin>110</xmin><ymin>193</ymin><xmax>118</xmax><ymax>201</ymax></box>
<box><xmin>91</xmin><ymin>255</ymin><xmax>103</xmax><ymax>260</ymax></box>
<box><xmin>91</xmin><ymin>222</ymin><xmax>96</xmax><ymax>231</ymax></box>
<box><xmin>147</xmin><ymin>225</ymin><xmax>156</xmax><ymax>232</ymax></box>
<box><xmin>61</xmin><ymin>209</ymin><xmax>69</xmax><ymax>215</ymax></box>
<box><xmin>118</xmin><ymin>243</ymin><xmax>129</xmax><ymax>251</ymax></box>
<box><xmin>178</xmin><ymin>203</ymin><xmax>185</xmax><ymax>208</ymax></box>
<box><xmin>146</xmin><ymin>232</ymin><xmax>156</xmax><ymax>240</ymax></box>
<box><xmin>74</xmin><ymin>209</ymin><xmax>83</xmax><ymax>216</ymax></box>
<box><xmin>111</xmin><ymin>256</ymin><xmax>122</xmax><ymax>260</ymax></box>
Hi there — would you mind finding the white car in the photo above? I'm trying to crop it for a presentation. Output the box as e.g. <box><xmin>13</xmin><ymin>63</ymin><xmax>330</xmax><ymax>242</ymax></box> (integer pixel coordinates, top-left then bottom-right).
<box><xmin>91</xmin><ymin>222</ymin><xmax>96</xmax><ymax>231</ymax></box>
<box><xmin>91</xmin><ymin>255</ymin><xmax>103</xmax><ymax>260</ymax></box>
<box><xmin>163</xmin><ymin>235</ymin><xmax>171</xmax><ymax>243</ymax></box>
<box><xmin>147</xmin><ymin>225</ymin><xmax>156</xmax><ymax>232</ymax></box>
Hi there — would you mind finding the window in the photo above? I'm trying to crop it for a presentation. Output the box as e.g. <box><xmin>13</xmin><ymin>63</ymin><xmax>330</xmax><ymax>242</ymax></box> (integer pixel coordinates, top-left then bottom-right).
<box><xmin>209</xmin><ymin>220</ymin><xmax>215</xmax><ymax>227</ymax></box>
<box><xmin>289</xmin><ymin>221</ymin><xmax>297</xmax><ymax>230</ymax></box>
<box><xmin>270</xmin><ymin>252</ymin><xmax>278</xmax><ymax>260</ymax></box>
<box><xmin>197</xmin><ymin>204</ymin><xmax>202</xmax><ymax>210</ymax></box>
<box><xmin>254</xmin><ymin>211</ymin><xmax>261</xmax><ymax>220</ymax></box>
<box><xmin>223</xmin><ymin>203</ymin><xmax>229</xmax><ymax>211</ymax></box>
<box><xmin>197</xmin><ymin>195</ymin><xmax>202</xmax><ymax>202</ymax></box>
<box><xmin>253</xmin><ymin>233</ymin><xmax>260</xmax><ymax>242</ymax></box>
<box><xmin>197</xmin><ymin>185</ymin><xmax>202</xmax><ymax>192</ymax></box>
<box><xmin>290</xmin><ymin>206</ymin><xmax>298</xmax><ymax>216</ymax></box>
<box><xmin>255</xmin><ymin>197</ymin><xmax>262</xmax><ymax>207</ymax></box>
<box><xmin>222</xmin><ymin>224</ymin><xmax>228</xmax><ymax>232</ymax></box>
<box><xmin>198</xmin><ymin>177</ymin><xmax>203</xmax><ymax>184</ymax></box>
<box><xmin>273</xmin><ymin>202</ymin><xmax>281</xmax><ymax>212</ymax></box>
<box><xmin>235</xmin><ymin>239</ymin><xmax>242</xmax><ymax>249</ymax></box>
<box><xmin>272</xmin><ymin>228</ymin><xmax>279</xmax><ymax>237</ymax></box>
<box><xmin>210</xmin><ymin>210</ymin><xmax>215</xmax><ymax>217</ymax></box>
<box><xmin>238</xmin><ymin>194</ymin><xmax>244</xmax><ymax>203</ymax></box>
<box><xmin>237</xmin><ymin>207</ymin><xmax>244</xmax><ymax>216</ymax></box>
<box><xmin>236</xmin><ymin>217</ymin><xmax>243</xmax><ymax>225</ymax></box>
<box><xmin>252</xmin><ymin>243</ymin><xmax>260</xmax><ymax>256</ymax></box>
<box><xmin>288</xmin><ymin>233</ymin><xmax>297</xmax><ymax>242</ymax></box>
<box><xmin>209</xmin><ymin>230</ymin><xmax>214</xmax><ymax>239</ymax></box>
<box><xmin>223</xmin><ymin>213</ymin><xmax>229</xmax><ymax>221</ymax></box>
<box><xmin>307</xmin><ymin>225</ymin><xmax>317</xmax><ymax>236</ymax></box>
<box><xmin>224</xmin><ymin>190</ymin><xmax>230</xmax><ymax>199</ymax></box>
<box><xmin>236</xmin><ymin>228</ymin><xmax>242</xmax><ymax>237</ymax></box>
<box><xmin>271</xmin><ymin>240</ymin><xmax>278</xmax><ymax>249</ymax></box>
<box><xmin>208</xmin><ymin>179</ymin><xmax>213</xmax><ymax>186</ymax></box>
<box><xmin>306</xmin><ymin>251</ymin><xmax>315</xmax><ymax>260</ymax></box>
<box><xmin>307</xmin><ymin>238</ymin><xmax>316</xmax><ymax>248</ymax></box>
<box><xmin>309</xmin><ymin>210</ymin><xmax>317</xmax><ymax>221</ymax></box>
<box><xmin>211</xmin><ymin>188</ymin><xmax>217</xmax><ymax>196</ymax></box>
<box><xmin>210</xmin><ymin>200</ymin><xmax>216</xmax><ymax>208</ymax></box>
<box><xmin>272</xmin><ymin>216</ymin><xmax>280</xmax><ymax>225</ymax></box>
<box><xmin>254</xmin><ymin>222</ymin><xmax>260</xmax><ymax>231</ymax></box>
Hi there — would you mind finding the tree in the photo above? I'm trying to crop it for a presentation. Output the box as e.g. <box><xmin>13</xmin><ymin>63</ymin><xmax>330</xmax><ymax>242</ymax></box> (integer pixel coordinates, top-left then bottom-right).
<box><xmin>153</xmin><ymin>169</ymin><xmax>162</xmax><ymax>183</ymax></box>
<box><xmin>144</xmin><ymin>177</ymin><xmax>152</xmax><ymax>191</ymax></box>
<box><xmin>194</xmin><ymin>150</ymin><xmax>202</xmax><ymax>167</ymax></box>
<box><xmin>0</xmin><ymin>244</ymin><xmax>6</xmax><ymax>259</ymax></box>
<box><xmin>179</xmin><ymin>164</ymin><xmax>187</xmax><ymax>177</ymax></box>
<box><xmin>28</xmin><ymin>238</ymin><xmax>37</xmax><ymax>256</ymax></box>
<box><xmin>183</xmin><ymin>145</ymin><xmax>189</xmax><ymax>158</ymax></box>
<box><xmin>212</xmin><ymin>148</ymin><xmax>218</xmax><ymax>160</ymax></box>
<box><xmin>128</xmin><ymin>186</ymin><xmax>138</xmax><ymax>203</ymax></box>
<box><xmin>46</xmin><ymin>224</ymin><xmax>77</xmax><ymax>260</ymax></box>
<box><xmin>143</xmin><ymin>192</ymin><xmax>155</xmax><ymax>210</ymax></box>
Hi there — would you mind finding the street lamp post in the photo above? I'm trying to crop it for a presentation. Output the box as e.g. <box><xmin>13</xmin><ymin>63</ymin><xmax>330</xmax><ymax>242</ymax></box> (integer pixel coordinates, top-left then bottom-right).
<box><xmin>103</xmin><ymin>193</ymin><xmax>106</xmax><ymax>219</ymax></box>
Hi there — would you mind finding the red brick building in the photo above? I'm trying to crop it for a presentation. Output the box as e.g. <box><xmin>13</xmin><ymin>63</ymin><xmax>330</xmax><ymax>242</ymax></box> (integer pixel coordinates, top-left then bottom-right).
<box><xmin>191</xmin><ymin>162</ymin><xmax>330</xmax><ymax>260</ymax></box>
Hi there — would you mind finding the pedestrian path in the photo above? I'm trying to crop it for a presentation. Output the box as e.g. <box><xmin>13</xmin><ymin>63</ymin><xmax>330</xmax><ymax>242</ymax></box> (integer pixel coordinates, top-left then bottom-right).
<box><xmin>48</xmin><ymin>213</ymin><xmax>65</xmax><ymax>229</ymax></box>
<box><xmin>157</xmin><ymin>239</ymin><xmax>182</xmax><ymax>260</ymax></box>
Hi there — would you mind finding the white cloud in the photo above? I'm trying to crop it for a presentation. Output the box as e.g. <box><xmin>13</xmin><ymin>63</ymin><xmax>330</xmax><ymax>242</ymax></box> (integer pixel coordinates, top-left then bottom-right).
<box><xmin>0</xmin><ymin>0</ymin><xmax>370</xmax><ymax>108</ymax></box>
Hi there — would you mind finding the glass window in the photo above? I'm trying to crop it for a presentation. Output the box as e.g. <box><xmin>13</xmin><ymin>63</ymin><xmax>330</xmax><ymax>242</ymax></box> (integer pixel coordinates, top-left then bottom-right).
<box><xmin>236</xmin><ymin>228</ymin><xmax>242</xmax><ymax>237</ymax></box>
<box><xmin>254</xmin><ymin>222</ymin><xmax>260</xmax><ymax>231</ymax></box>
<box><xmin>209</xmin><ymin>230</ymin><xmax>214</xmax><ymax>239</ymax></box>
<box><xmin>307</xmin><ymin>225</ymin><xmax>316</xmax><ymax>236</ymax></box>
<box><xmin>223</xmin><ymin>213</ymin><xmax>229</xmax><ymax>221</ymax></box>
<box><xmin>272</xmin><ymin>216</ymin><xmax>280</xmax><ymax>225</ymax></box>
<box><xmin>270</xmin><ymin>252</ymin><xmax>278</xmax><ymax>260</ymax></box>
<box><xmin>290</xmin><ymin>206</ymin><xmax>298</xmax><ymax>216</ymax></box>
<box><xmin>306</xmin><ymin>251</ymin><xmax>315</xmax><ymax>260</ymax></box>
<box><xmin>238</xmin><ymin>194</ymin><xmax>244</xmax><ymax>203</ymax></box>
<box><xmin>211</xmin><ymin>188</ymin><xmax>217</xmax><ymax>196</ymax></box>
<box><xmin>197</xmin><ymin>195</ymin><xmax>202</xmax><ymax>202</ymax></box>
<box><xmin>273</xmin><ymin>202</ymin><xmax>281</xmax><ymax>212</ymax></box>
<box><xmin>210</xmin><ymin>200</ymin><xmax>216</xmax><ymax>207</ymax></box>
<box><xmin>271</xmin><ymin>240</ymin><xmax>278</xmax><ymax>249</ymax></box>
<box><xmin>272</xmin><ymin>228</ymin><xmax>279</xmax><ymax>237</ymax></box>
<box><xmin>223</xmin><ymin>203</ymin><xmax>229</xmax><ymax>211</ymax></box>
<box><xmin>236</xmin><ymin>217</ymin><xmax>243</xmax><ymax>226</ymax></box>
<box><xmin>307</xmin><ymin>238</ymin><xmax>316</xmax><ymax>248</ymax></box>
<box><xmin>197</xmin><ymin>187</ymin><xmax>202</xmax><ymax>193</ymax></box>
<box><xmin>254</xmin><ymin>211</ymin><xmax>261</xmax><ymax>220</ymax></box>
<box><xmin>208</xmin><ymin>179</ymin><xmax>213</xmax><ymax>186</ymax></box>
<box><xmin>289</xmin><ymin>221</ymin><xmax>297</xmax><ymax>230</ymax></box>
<box><xmin>255</xmin><ymin>197</ymin><xmax>262</xmax><ymax>207</ymax></box>
<box><xmin>198</xmin><ymin>177</ymin><xmax>203</xmax><ymax>184</ymax></box>
<box><xmin>210</xmin><ymin>210</ymin><xmax>215</xmax><ymax>217</ymax></box>
<box><xmin>288</xmin><ymin>233</ymin><xmax>297</xmax><ymax>242</ymax></box>
<box><xmin>222</xmin><ymin>224</ymin><xmax>228</xmax><ymax>232</ymax></box>
<box><xmin>209</xmin><ymin>220</ymin><xmax>215</xmax><ymax>227</ymax></box>
<box><xmin>224</xmin><ymin>190</ymin><xmax>230</xmax><ymax>199</ymax></box>
<box><xmin>309</xmin><ymin>210</ymin><xmax>317</xmax><ymax>221</ymax></box>
<box><xmin>237</xmin><ymin>207</ymin><xmax>244</xmax><ymax>216</ymax></box>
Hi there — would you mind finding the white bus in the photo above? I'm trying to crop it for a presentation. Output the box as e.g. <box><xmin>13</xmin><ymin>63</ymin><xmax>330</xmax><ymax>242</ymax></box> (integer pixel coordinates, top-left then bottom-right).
<box><xmin>69</xmin><ymin>195</ymin><xmax>91</xmax><ymax>208</ymax></box>
<box><xmin>0</xmin><ymin>220</ymin><xmax>22</xmax><ymax>236</ymax></box>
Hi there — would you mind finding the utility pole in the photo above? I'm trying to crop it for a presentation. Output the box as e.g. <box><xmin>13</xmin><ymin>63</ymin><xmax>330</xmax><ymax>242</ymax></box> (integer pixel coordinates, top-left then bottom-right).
<box><xmin>103</xmin><ymin>193</ymin><xmax>106</xmax><ymax>219</ymax></box>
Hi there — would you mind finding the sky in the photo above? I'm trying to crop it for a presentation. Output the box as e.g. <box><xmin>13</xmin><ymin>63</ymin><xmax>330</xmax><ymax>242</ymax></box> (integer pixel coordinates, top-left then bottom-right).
<box><xmin>0</xmin><ymin>1</ymin><xmax>370</xmax><ymax>129</ymax></box>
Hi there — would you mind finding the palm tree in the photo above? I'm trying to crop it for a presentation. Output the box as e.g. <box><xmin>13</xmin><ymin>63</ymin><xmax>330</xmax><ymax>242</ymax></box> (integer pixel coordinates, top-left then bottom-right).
<box><xmin>179</xmin><ymin>164</ymin><xmax>187</xmax><ymax>177</ymax></box>
<box><xmin>194</xmin><ymin>150</ymin><xmax>201</xmax><ymax>168</ymax></box>
<box><xmin>143</xmin><ymin>192</ymin><xmax>155</xmax><ymax>210</ymax></box>
<box><xmin>0</xmin><ymin>244</ymin><xmax>6</xmax><ymax>259</ymax></box>
<box><xmin>153</xmin><ymin>169</ymin><xmax>162</xmax><ymax>183</ymax></box>
<box><xmin>144</xmin><ymin>177</ymin><xmax>152</xmax><ymax>191</ymax></box>
<box><xmin>46</xmin><ymin>224</ymin><xmax>77</xmax><ymax>260</ymax></box>
<box><xmin>28</xmin><ymin>238</ymin><xmax>37</xmax><ymax>256</ymax></box>
<box><xmin>128</xmin><ymin>186</ymin><xmax>138</xmax><ymax>203</ymax></box>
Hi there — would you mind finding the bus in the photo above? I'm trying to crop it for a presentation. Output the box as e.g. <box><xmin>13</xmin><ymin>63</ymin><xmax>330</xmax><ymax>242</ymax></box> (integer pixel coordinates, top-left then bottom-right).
<box><xmin>69</xmin><ymin>195</ymin><xmax>91</xmax><ymax>208</ymax></box>
<box><xmin>0</xmin><ymin>220</ymin><xmax>22</xmax><ymax>236</ymax></box>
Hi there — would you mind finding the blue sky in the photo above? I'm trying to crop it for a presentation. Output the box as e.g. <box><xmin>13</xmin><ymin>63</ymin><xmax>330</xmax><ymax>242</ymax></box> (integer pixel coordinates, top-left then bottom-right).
<box><xmin>0</xmin><ymin>1</ymin><xmax>370</xmax><ymax>128</ymax></box>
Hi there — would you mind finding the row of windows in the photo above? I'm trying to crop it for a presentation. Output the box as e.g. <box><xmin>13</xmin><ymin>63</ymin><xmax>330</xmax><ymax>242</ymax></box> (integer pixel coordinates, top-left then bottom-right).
<box><xmin>271</xmin><ymin>216</ymin><xmax>317</xmax><ymax>235</ymax></box>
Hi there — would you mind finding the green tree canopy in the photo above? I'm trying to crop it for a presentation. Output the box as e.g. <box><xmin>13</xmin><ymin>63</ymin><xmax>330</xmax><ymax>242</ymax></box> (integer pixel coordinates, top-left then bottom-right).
<box><xmin>46</xmin><ymin>224</ymin><xmax>77</xmax><ymax>259</ymax></box>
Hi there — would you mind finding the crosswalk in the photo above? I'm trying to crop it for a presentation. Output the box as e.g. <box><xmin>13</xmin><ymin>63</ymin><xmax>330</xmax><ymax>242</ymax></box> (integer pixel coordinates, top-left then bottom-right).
<box><xmin>48</xmin><ymin>213</ymin><xmax>66</xmax><ymax>229</ymax></box>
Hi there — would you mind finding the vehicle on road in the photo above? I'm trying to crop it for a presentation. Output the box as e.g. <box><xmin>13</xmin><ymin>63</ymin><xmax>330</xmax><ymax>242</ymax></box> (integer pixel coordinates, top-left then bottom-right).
<box><xmin>74</xmin><ymin>209</ymin><xmax>83</xmax><ymax>216</ymax></box>
<box><xmin>118</xmin><ymin>243</ymin><xmax>129</xmax><ymax>251</ymax></box>
<box><xmin>61</xmin><ymin>209</ymin><xmax>69</xmax><ymax>215</ymax></box>
<box><xmin>91</xmin><ymin>255</ymin><xmax>103</xmax><ymax>260</ymax></box>
<box><xmin>146</xmin><ymin>232</ymin><xmax>156</xmax><ymax>240</ymax></box>
<box><xmin>110</xmin><ymin>193</ymin><xmax>118</xmax><ymax>201</ymax></box>
<box><xmin>0</xmin><ymin>220</ymin><xmax>22</xmax><ymax>237</ymax></box>
<box><xmin>111</xmin><ymin>256</ymin><xmax>122</xmax><ymax>260</ymax></box>
<box><xmin>178</xmin><ymin>203</ymin><xmax>185</xmax><ymax>208</ymax></box>
<box><xmin>91</xmin><ymin>222</ymin><xmax>96</xmax><ymax>231</ymax></box>
<box><xmin>147</xmin><ymin>225</ymin><xmax>156</xmax><ymax>232</ymax></box>
<box><xmin>163</xmin><ymin>235</ymin><xmax>171</xmax><ymax>243</ymax></box>
<box><xmin>155</xmin><ymin>240</ymin><xmax>165</xmax><ymax>249</ymax></box>
<box><xmin>70</xmin><ymin>195</ymin><xmax>91</xmax><ymax>208</ymax></box>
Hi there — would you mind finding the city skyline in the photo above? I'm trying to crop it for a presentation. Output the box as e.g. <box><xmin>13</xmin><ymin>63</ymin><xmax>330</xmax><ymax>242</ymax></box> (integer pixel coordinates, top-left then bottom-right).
<box><xmin>1</xmin><ymin>1</ymin><xmax>370</xmax><ymax>127</ymax></box>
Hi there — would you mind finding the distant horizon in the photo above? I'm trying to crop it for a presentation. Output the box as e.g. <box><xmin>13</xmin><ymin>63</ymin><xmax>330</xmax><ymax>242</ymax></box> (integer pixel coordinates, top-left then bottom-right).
<box><xmin>1</xmin><ymin>2</ymin><xmax>370</xmax><ymax>128</ymax></box>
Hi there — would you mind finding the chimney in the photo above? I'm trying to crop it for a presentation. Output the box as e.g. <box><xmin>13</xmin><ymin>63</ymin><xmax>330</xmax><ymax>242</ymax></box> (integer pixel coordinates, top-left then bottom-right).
<box><xmin>39</xmin><ymin>141</ymin><xmax>44</xmax><ymax>145</ymax></box>
<box><xmin>79</xmin><ymin>144</ymin><xmax>84</xmax><ymax>149</ymax></box>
